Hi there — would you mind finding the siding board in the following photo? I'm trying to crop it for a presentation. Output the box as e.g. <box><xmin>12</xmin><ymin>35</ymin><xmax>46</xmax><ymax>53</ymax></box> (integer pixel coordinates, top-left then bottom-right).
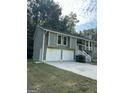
<box><xmin>33</xmin><ymin>28</ymin><xmax>44</xmax><ymax>60</ymax></box>
<box><xmin>70</xmin><ymin>37</ymin><xmax>77</xmax><ymax>49</ymax></box>
<box><xmin>48</xmin><ymin>32</ymin><xmax>57</xmax><ymax>47</ymax></box>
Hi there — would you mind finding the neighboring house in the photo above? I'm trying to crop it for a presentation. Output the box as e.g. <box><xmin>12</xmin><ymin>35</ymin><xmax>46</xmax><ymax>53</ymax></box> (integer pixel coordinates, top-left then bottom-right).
<box><xmin>83</xmin><ymin>28</ymin><xmax>97</xmax><ymax>41</ymax></box>
<box><xmin>33</xmin><ymin>25</ymin><xmax>97</xmax><ymax>63</ymax></box>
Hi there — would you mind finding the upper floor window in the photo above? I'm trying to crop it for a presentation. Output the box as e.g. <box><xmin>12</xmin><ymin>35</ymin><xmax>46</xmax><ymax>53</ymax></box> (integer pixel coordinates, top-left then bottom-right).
<box><xmin>58</xmin><ymin>35</ymin><xmax>62</xmax><ymax>44</ymax></box>
<box><xmin>63</xmin><ymin>36</ymin><xmax>67</xmax><ymax>45</ymax></box>
<box><xmin>82</xmin><ymin>40</ymin><xmax>85</xmax><ymax>45</ymax></box>
<box><xmin>86</xmin><ymin>41</ymin><xmax>88</xmax><ymax>46</ymax></box>
<box><xmin>90</xmin><ymin>42</ymin><xmax>92</xmax><ymax>47</ymax></box>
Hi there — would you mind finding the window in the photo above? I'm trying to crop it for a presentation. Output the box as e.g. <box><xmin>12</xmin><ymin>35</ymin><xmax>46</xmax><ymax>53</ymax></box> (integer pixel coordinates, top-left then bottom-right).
<box><xmin>63</xmin><ymin>37</ymin><xmax>67</xmax><ymax>45</ymax></box>
<box><xmin>82</xmin><ymin>40</ymin><xmax>85</xmax><ymax>45</ymax></box>
<box><xmin>90</xmin><ymin>42</ymin><xmax>92</xmax><ymax>47</ymax></box>
<box><xmin>58</xmin><ymin>35</ymin><xmax>62</xmax><ymax>44</ymax></box>
<box><xmin>58</xmin><ymin>35</ymin><xmax>67</xmax><ymax>45</ymax></box>
<box><xmin>86</xmin><ymin>41</ymin><xmax>88</xmax><ymax>46</ymax></box>
<box><xmin>77</xmin><ymin>39</ymin><xmax>82</xmax><ymax>44</ymax></box>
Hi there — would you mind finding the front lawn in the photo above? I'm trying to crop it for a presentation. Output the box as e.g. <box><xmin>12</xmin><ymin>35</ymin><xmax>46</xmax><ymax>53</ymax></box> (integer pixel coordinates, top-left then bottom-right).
<box><xmin>27</xmin><ymin>61</ymin><xmax>97</xmax><ymax>93</ymax></box>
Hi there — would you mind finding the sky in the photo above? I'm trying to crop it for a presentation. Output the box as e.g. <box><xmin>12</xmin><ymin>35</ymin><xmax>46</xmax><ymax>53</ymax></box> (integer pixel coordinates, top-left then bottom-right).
<box><xmin>54</xmin><ymin>0</ymin><xmax>97</xmax><ymax>32</ymax></box>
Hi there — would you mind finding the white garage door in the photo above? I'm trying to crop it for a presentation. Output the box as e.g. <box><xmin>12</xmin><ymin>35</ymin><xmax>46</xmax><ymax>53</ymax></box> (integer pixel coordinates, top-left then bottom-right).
<box><xmin>63</xmin><ymin>50</ymin><xmax>74</xmax><ymax>61</ymax></box>
<box><xmin>46</xmin><ymin>48</ymin><xmax>61</xmax><ymax>61</ymax></box>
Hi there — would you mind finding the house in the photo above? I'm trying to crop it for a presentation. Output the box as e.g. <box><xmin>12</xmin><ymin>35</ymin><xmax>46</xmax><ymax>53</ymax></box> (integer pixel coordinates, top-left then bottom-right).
<box><xmin>33</xmin><ymin>25</ymin><xmax>97</xmax><ymax>63</ymax></box>
<box><xmin>82</xmin><ymin>28</ymin><xmax>97</xmax><ymax>41</ymax></box>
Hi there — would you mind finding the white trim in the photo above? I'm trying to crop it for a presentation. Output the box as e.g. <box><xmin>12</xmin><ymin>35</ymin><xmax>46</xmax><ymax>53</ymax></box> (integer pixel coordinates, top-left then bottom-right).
<box><xmin>88</xmin><ymin>41</ymin><xmax>91</xmax><ymax>51</ymax></box>
<box><xmin>85</xmin><ymin>40</ymin><xmax>87</xmax><ymax>50</ymax></box>
<box><xmin>48</xmin><ymin>31</ymin><xmax>50</xmax><ymax>46</ymax></box>
<box><xmin>41</xmin><ymin>31</ymin><xmax>47</xmax><ymax>62</ymax></box>
<box><xmin>39</xmin><ymin>27</ymin><xmax>96</xmax><ymax>43</ymax></box>
<box><xmin>39</xmin><ymin>48</ymin><xmax>42</xmax><ymax>61</ymax></box>
<box><xmin>41</xmin><ymin>33</ymin><xmax>45</xmax><ymax>62</ymax></box>
<box><xmin>90</xmin><ymin>42</ymin><xmax>92</xmax><ymax>50</ymax></box>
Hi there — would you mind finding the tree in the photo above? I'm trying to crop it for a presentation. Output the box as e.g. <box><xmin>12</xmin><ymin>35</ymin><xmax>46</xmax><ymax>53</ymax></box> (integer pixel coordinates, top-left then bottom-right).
<box><xmin>27</xmin><ymin>0</ymin><xmax>79</xmax><ymax>58</ymax></box>
<box><xmin>27</xmin><ymin>0</ymin><xmax>38</xmax><ymax>58</ymax></box>
<box><xmin>66</xmin><ymin>12</ymin><xmax>79</xmax><ymax>33</ymax></box>
<box><xmin>27</xmin><ymin>0</ymin><xmax>62</xmax><ymax>58</ymax></box>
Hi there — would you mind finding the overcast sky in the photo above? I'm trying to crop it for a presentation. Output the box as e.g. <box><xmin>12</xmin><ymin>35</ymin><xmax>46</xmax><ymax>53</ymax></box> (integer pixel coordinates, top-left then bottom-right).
<box><xmin>54</xmin><ymin>0</ymin><xmax>97</xmax><ymax>32</ymax></box>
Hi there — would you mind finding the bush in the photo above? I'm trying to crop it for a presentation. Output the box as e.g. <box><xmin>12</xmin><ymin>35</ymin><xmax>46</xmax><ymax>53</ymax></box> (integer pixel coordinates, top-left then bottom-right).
<box><xmin>76</xmin><ymin>55</ymin><xmax>86</xmax><ymax>63</ymax></box>
<box><xmin>27</xmin><ymin>49</ymin><xmax>33</xmax><ymax>59</ymax></box>
<box><xmin>91</xmin><ymin>58</ymin><xmax>97</xmax><ymax>65</ymax></box>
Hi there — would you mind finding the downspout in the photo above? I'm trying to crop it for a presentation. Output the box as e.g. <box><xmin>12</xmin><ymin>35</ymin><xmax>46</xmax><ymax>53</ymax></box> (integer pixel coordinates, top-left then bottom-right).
<box><xmin>41</xmin><ymin>30</ymin><xmax>47</xmax><ymax>62</ymax></box>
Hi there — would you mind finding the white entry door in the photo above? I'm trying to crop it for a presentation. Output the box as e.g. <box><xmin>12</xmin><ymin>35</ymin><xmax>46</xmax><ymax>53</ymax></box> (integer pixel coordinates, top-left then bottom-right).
<box><xmin>63</xmin><ymin>50</ymin><xmax>74</xmax><ymax>61</ymax></box>
<box><xmin>46</xmin><ymin>48</ymin><xmax>61</xmax><ymax>61</ymax></box>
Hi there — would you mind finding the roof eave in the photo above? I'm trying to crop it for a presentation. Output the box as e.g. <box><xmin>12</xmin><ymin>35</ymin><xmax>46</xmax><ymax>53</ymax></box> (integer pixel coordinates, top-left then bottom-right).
<box><xmin>39</xmin><ymin>27</ymin><xmax>96</xmax><ymax>42</ymax></box>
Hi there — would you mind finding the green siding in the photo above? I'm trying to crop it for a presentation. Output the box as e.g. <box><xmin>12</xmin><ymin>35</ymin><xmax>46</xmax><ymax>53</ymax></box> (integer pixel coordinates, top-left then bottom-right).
<box><xmin>70</xmin><ymin>37</ymin><xmax>77</xmax><ymax>49</ymax></box>
<box><xmin>33</xmin><ymin>28</ymin><xmax>44</xmax><ymax>61</ymax></box>
<box><xmin>48</xmin><ymin>32</ymin><xmax>77</xmax><ymax>50</ymax></box>
<box><xmin>48</xmin><ymin>32</ymin><xmax>57</xmax><ymax>47</ymax></box>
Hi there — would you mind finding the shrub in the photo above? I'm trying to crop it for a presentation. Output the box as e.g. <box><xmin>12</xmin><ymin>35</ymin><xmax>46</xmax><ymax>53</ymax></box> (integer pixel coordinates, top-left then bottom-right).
<box><xmin>91</xmin><ymin>58</ymin><xmax>97</xmax><ymax>65</ymax></box>
<box><xmin>76</xmin><ymin>55</ymin><xmax>86</xmax><ymax>63</ymax></box>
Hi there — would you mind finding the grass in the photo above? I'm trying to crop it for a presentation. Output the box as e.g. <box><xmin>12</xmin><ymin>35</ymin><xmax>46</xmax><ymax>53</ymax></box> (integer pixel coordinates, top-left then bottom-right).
<box><xmin>27</xmin><ymin>59</ymin><xmax>35</xmax><ymax>63</ymax></box>
<box><xmin>91</xmin><ymin>61</ymin><xmax>97</xmax><ymax>65</ymax></box>
<box><xmin>91</xmin><ymin>59</ymin><xmax>97</xmax><ymax>65</ymax></box>
<box><xmin>27</xmin><ymin>60</ymin><xmax>97</xmax><ymax>93</ymax></box>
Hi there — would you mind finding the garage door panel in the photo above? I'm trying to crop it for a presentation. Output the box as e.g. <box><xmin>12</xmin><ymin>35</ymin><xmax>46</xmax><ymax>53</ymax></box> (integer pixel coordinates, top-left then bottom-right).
<box><xmin>63</xmin><ymin>50</ymin><xmax>74</xmax><ymax>61</ymax></box>
<box><xmin>46</xmin><ymin>48</ymin><xmax>61</xmax><ymax>61</ymax></box>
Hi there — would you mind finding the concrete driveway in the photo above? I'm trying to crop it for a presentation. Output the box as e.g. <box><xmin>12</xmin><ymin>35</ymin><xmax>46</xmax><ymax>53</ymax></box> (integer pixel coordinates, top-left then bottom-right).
<box><xmin>45</xmin><ymin>62</ymin><xmax>97</xmax><ymax>80</ymax></box>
